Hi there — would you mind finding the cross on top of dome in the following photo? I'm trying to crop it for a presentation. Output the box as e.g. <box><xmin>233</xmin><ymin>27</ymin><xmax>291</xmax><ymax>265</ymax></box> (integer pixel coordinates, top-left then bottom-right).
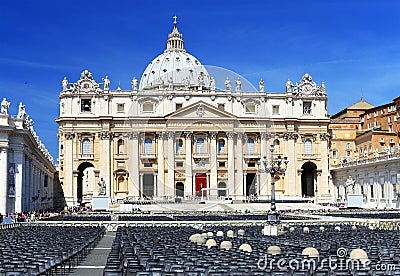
<box><xmin>166</xmin><ymin>16</ymin><xmax>185</xmax><ymax>52</ymax></box>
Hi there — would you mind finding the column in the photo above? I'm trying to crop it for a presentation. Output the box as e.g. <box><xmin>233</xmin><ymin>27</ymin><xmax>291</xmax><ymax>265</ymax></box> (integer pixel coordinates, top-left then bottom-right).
<box><xmin>72</xmin><ymin>170</ymin><xmax>79</xmax><ymax>204</ymax></box>
<box><xmin>260</xmin><ymin>133</ymin><xmax>268</xmax><ymax>196</ymax></box>
<box><xmin>185</xmin><ymin>132</ymin><xmax>193</xmax><ymax>198</ymax></box>
<box><xmin>157</xmin><ymin>132</ymin><xmax>165</xmax><ymax>198</ymax></box>
<box><xmin>14</xmin><ymin>146</ymin><xmax>24</xmax><ymax>213</ymax></box>
<box><xmin>320</xmin><ymin>133</ymin><xmax>330</xmax><ymax>199</ymax></box>
<box><xmin>64</xmin><ymin>132</ymin><xmax>74</xmax><ymax>206</ymax></box>
<box><xmin>129</xmin><ymin>132</ymin><xmax>140</xmax><ymax>197</ymax></box>
<box><xmin>0</xmin><ymin>147</ymin><xmax>8</xmax><ymax>214</ymax></box>
<box><xmin>227</xmin><ymin>132</ymin><xmax>235</xmax><ymax>198</ymax></box>
<box><xmin>285</xmin><ymin>132</ymin><xmax>297</xmax><ymax>197</ymax></box>
<box><xmin>153</xmin><ymin>174</ymin><xmax>157</xmax><ymax>197</ymax></box>
<box><xmin>99</xmin><ymin>131</ymin><xmax>111</xmax><ymax>197</ymax></box>
<box><xmin>167</xmin><ymin>131</ymin><xmax>175</xmax><ymax>198</ymax></box>
<box><xmin>235</xmin><ymin>133</ymin><xmax>244</xmax><ymax>198</ymax></box>
<box><xmin>140</xmin><ymin>173</ymin><xmax>143</xmax><ymax>198</ymax></box>
<box><xmin>209</xmin><ymin>132</ymin><xmax>218</xmax><ymax>198</ymax></box>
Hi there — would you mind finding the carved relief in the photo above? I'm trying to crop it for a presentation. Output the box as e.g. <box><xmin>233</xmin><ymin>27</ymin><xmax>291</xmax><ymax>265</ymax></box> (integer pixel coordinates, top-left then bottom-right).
<box><xmin>292</xmin><ymin>73</ymin><xmax>326</xmax><ymax>97</ymax></box>
<box><xmin>69</xmin><ymin>70</ymin><xmax>101</xmax><ymax>94</ymax></box>
<box><xmin>184</xmin><ymin>131</ymin><xmax>193</xmax><ymax>139</ymax></box>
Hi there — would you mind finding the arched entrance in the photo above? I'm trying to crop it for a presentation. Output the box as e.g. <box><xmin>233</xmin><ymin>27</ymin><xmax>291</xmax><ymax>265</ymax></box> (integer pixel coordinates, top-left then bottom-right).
<box><xmin>218</xmin><ymin>182</ymin><xmax>227</xmax><ymax>197</ymax></box>
<box><xmin>301</xmin><ymin>162</ymin><xmax>317</xmax><ymax>197</ymax></box>
<box><xmin>77</xmin><ymin>162</ymin><xmax>95</xmax><ymax>204</ymax></box>
<box><xmin>176</xmin><ymin>182</ymin><xmax>184</xmax><ymax>197</ymax></box>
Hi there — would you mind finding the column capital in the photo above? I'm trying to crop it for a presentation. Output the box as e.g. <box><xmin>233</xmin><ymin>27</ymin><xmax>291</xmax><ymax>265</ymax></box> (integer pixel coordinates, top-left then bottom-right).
<box><xmin>128</xmin><ymin>132</ymin><xmax>140</xmax><ymax>140</ymax></box>
<box><xmin>260</xmin><ymin>132</ymin><xmax>273</xmax><ymax>140</ymax></box>
<box><xmin>167</xmin><ymin>131</ymin><xmax>175</xmax><ymax>140</ymax></box>
<box><xmin>209</xmin><ymin>131</ymin><xmax>218</xmax><ymax>140</ymax></box>
<box><xmin>319</xmin><ymin>132</ymin><xmax>330</xmax><ymax>141</ymax></box>
<box><xmin>283</xmin><ymin>132</ymin><xmax>299</xmax><ymax>141</ymax></box>
<box><xmin>184</xmin><ymin>131</ymin><xmax>193</xmax><ymax>139</ymax></box>
<box><xmin>64</xmin><ymin>132</ymin><xmax>75</xmax><ymax>140</ymax></box>
<box><xmin>227</xmin><ymin>131</ymin><xmax>236</xmax><ymax>140</ymax></box>
<box><xmin>236</xmin><ymin>132</ymin><xmax>246</xmax><ymax>142</ymax></box>
<box><xmin>156</xmin><ymin>131</ymin><xmax>166</xmax><ymax>140</ymax></box>
<box><xmin>99</xmin><ymin>131</ymin><xmax>112</xmax><ymax>140</ymax></box>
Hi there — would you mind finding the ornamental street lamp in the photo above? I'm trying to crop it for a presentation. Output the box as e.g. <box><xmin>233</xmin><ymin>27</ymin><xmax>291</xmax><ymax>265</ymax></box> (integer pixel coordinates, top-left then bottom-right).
<box><xmin>258</xmin><ymin>144</ymin><xmax>289</xmax><ymax>224</ymax></box>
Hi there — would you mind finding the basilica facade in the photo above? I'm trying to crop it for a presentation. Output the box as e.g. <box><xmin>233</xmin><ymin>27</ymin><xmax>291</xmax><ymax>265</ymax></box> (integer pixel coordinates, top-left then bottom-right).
<box><xmin>56</xmin><ymin>19</ymin><xmax>331</xmax><ymax>206</ymax></box>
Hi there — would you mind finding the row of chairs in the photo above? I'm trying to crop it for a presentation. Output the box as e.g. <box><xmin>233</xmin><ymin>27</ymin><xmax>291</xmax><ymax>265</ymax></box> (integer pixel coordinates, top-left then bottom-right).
<box><xmin>104</xmin><ymin>224</ymin><xmax>400</xmax><ymax>275</ymax></box>
<box><xmin>0</xmin><ymin>225</ymin><xmax>105</xmax><ymax>275</ymax></box>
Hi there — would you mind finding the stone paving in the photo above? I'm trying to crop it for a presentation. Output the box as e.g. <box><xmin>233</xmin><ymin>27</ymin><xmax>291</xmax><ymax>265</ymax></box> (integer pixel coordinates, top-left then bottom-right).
<box><xmin>68</xmin><ymin>232</ymin><xmax>115</xmax><ymax>276</ymax></box>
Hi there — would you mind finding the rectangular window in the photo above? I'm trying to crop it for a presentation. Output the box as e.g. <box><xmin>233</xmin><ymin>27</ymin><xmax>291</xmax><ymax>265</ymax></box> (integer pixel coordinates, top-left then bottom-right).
<box><xmin>117</xmin><ymin>103</ymin><xmax>124</xmax><ymax>113</ymax></box>
<box><xmin>303</xmin><ymin>102</ymin><xmax>312</xmax><ymax>114</ymax></box>
<box><xmin>369</xmin><ymin>177</ymin><xmax>374</xmax><ymax>198</ymax></box>
<box><xmin>389</xmin><ymin>125</ymin><xmax>393</xmax><ymax>132</ymax></box>
<box><xmin>81</xmin><ymin>99</ymin><xmax>91</xmax><ymax>112</ymax></box>
<box><xmin>218</xmin><ymin>104</ymin><xmax>225</xmax><ymax>111</ymax></box>
<box><xmin>143</xmin><ymin>163</ymin><xmax>152</xmax><ymax>168</ymax></box>
<box><xmin>388</xmin><ymin>117</ymin><xmax>392</xmax><ymax>123</ymax></box>
<box><xmin>176</xmin><ymin>103</ymin><xmax>182</xmax><ymax>110</ymax></box>
<box><xmin>218</xmin><ymin>161</ymin><xmax>226</xmax><ymax>167</ymax></box>
<box><xmin>367</xmin><ymin>123</ymin><xmax>371</xmax><ymax>129</ymax></box>
<box><xmin>176</xmin><ymin>162</ymin><xmax>183</xmax><ymax>167</ymax></box>
<box><xmin>346</xmin><ymin>150</ymin><xmax>351</xmax><ymax>157</ymax></box>
<box><xmin>248</xmin><ymin>162</ymin><xmax>256</xmax><ymax>167</ymax></box>
<box><xmin>367</xmin><ymin>114</ymin><xmax>371</xmax><ymax>119</ymax></box>
<box><xmin>143</xmin><ymin>103</ymin><xmax>154</xmax><ymax>112</ymax></box>
<box><xmin>245</xmin><ymin>105</ymin><xmax>255</xmax><ymax>113</ymax></box>
<box><xmin>272</xmin><ymin>105</ymin><xmax>280</xmax><ymax>115</ymax></box>
<box><xmin>346</xmin><ymin>142</ymin><xmax>351</xmax><ymax>148</ymax></box>
<box><xmin>374</xmin><ymin>111</ymin><xmax>378</xmax><ymax>117</ymax></box>
<box><xmin>332</xmin><ymin>150</ymin><xmax>337</xmax><ymax>158</ymax></box>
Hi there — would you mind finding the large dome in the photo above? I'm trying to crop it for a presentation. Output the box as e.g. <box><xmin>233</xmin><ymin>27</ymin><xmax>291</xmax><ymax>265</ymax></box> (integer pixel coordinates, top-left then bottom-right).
<box><xmin>139</xmin><ymin>18</ymin><xmax>211</xmax><ymax>90</ymax></box>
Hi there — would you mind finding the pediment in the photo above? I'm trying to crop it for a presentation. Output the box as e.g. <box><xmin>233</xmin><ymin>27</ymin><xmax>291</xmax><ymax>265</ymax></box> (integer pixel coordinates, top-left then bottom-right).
<box><xmin>165</xmin><ymin>101</ymin><xmax>236</xmax><ymax>120</ymax></box>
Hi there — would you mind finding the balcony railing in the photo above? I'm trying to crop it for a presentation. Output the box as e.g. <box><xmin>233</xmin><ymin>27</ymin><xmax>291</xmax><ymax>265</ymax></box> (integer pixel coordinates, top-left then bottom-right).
<box><xmin>331</xmin><ymin>152</ymin><xmax>400</xmax><ymax>169</ymax></box>
<box><xmin>79</xmin><ymin>153</ymin><xmax>94</xmax><ymax>160</ymax></box>
<box><xmin>193</xmin><ymin>152</ymin><xmax>209</xmax><ymax>160</ymax></box>
<box><xmin>244</xmin><ymin>153</ymin><xmax>260</xmax><ymax>160</ymax></box>
<box><xmin>140</xmin><ymin>153</ymin><xmax>157</xmax><ymax>160</ymax></box>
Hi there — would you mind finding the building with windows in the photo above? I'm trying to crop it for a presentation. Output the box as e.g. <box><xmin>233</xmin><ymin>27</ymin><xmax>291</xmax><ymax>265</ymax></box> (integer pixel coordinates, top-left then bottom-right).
<box><xmin>0</xmin><ymin>99</ymin><xmax>57</xmax><ymax>214</ymax></box>
<box><xmin>331</xmin><ymin>96</ymin><xmax>400</xmax><ymax>208</ymax></box>
<box><xmin>56</xmin><ymin>19</ymin><xmax>331</xmax><ymax>206</ymax></box>
<box><xmin>329</xmin><ymin>97</ymin><xmax>374</xmax><ymax>165</ymax></box>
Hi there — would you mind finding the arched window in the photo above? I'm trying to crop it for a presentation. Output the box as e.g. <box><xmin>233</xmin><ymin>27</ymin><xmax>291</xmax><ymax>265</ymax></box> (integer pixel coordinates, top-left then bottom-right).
<box><xmin>144</xmin><ymin>138</ymin><xmax>152</xmax><ymax>154</ymax></box>
<box><xmin>82</xmin><ymin>138</ymin><xmax>90</xmax><ymax>154</ymax></box>
<box><xmin>176</xmin><ymin>139</ymin><xmax>183</xmax><ymax>154</ymax></box>
<box><xmin>117</xmin><ymin>139</ymin><xmax>124</xmax><ymax>155</ymax></box>
<box><xmin>218</xmin><ymin>139</ymin><xmax>225</xmax><ymax>154</ymax></box>
<box><xmin>196</xmin><ymin>138</ymin><xmax>205</xmax><ymax>153</ymax></box>
<box><xmin>247</xmin><ymin>138</ymin><xmax>255</xmax><ymax>154</ymax></box>
<box><xmin>304</xmin><ymin>139</ymin><xmax>312</xmax><ymax>155</ymax></box>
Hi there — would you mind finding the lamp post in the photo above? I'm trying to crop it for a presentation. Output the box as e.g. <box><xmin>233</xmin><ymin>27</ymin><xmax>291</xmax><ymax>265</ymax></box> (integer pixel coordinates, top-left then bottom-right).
<box><xmin>258</xmin><ymin>144</ymin><xmax>289</xmax><ymax>224</ymax></box>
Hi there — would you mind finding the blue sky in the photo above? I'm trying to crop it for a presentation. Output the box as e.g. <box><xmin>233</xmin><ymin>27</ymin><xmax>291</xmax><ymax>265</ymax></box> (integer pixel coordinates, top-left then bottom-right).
<box><xmin>1</xmin><ymin>0</ymin><xmax>400</xmax><ymax>161</ymax></box>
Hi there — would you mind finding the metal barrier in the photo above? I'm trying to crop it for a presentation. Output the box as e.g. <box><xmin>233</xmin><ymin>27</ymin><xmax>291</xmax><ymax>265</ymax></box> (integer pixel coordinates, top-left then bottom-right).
<box><xmin>19</xmin><ymin>218</ymin><xmax>400</xmax><ymax>231</ymax></box>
